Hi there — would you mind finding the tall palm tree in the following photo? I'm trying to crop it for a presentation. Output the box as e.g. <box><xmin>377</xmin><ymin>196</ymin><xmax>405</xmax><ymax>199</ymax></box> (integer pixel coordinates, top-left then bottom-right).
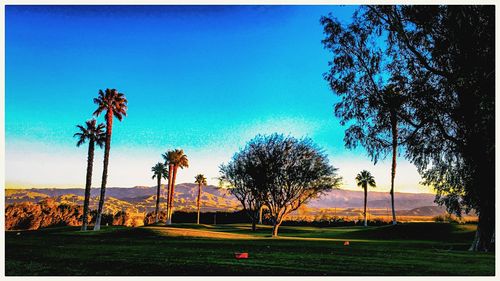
<box><xmin>385</xmin><ymin>86</ymin><xmax>403</xmax><ymax>225</ymax></box>
<box><xmin>355</xmin><ymin>170</ymin><xmax>376</xmax><ymax>227</ymax></box>
<box><xmin>151</xmin><ymin>162</ymin><xmax>168</xmax><ymax>223</ymax></box>
<box><xmin>73</xmin><ymin>119</ymin><xmax>106</xmax><ymax>231</ymax></box>
<box><xmin>162</xmin><ymin>151</ymin><xmax>174</xmax><ymax>224</ymax></box>
<box><xmin>194</xmin><ymin>174</ymin><xmax>207</xmax><ymax>224</ymax></box>
<box><xmin>389</xmin><ymin>106</ymin><xmax>398</xmax><ymax>225</ymax></box>
<box><xmin>162</xmin><ymin>149</ymin><xmax>189</xmax><ymax>224</ymax></box>
<box><xmin>92</xmin><ymin>88</ymin><xmax>127</xmax><ymax>231</ymax></box>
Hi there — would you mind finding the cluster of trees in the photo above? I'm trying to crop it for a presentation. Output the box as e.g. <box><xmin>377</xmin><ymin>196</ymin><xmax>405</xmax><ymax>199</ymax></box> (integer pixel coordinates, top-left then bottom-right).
<box><xmin>6</xmin><ymin>199</ymin><xmax>85</xmax><ymax>230</ymax></box>
<box><xmin>219</xmin><ymin>134</ymin><xmax>342</xmax><ymax>236</ymax></box>
<box><xmin>70</xmin><ymin>6</ymin><xmax>493</xmax><ymax>253</ymax></box>
<box><xmin>321</xmin><ymin>5</ymin><xmax>494</xmax><ymax>251</ymax></box>
<box><xmin>74</xmin><ymin>88</ymin><xmax>127</xmax><ymax>231</ymax></box>
<box><xmin>150</xmin><ymin>150</ymin><xmax>209</xmax><ymax>225</ymax></box>
<box><xmin>5</xmin><ymin>198</ymin><xmax>142</xmax><ymax>230</ymax></box>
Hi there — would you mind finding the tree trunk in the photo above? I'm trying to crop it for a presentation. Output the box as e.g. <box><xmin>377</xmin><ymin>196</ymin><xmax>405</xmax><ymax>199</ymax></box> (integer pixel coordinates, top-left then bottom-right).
<box><xmin>167</xmin><ymin>165</ymin><xmax>178</xmax><ymax>225</ymax></box>
<box><xmin>258</xmin><ymin>206</ymin><xmax>263</xmax><ymax>224</ymax></box>
<box><xmin>166</xmin><ymin>164</ymin><xmax>174</xmax><ymax>225</ymax></box>
<box><xmin>81</xmin><ymin>140</ymin><xmax>95</xmax><ymax>231</ymax></box>
<box><xmin>363</xmin><ymin>186</ymin><xmax>368</xmax><ymax>227</ymax></box>
<box><xmin>196</xmin><ymin>183</ymin><xmax>202</xmax><ymax>224</ymax></box>
<box><xmin>155</xmin><ymin>176</ymin><xmax>161</xmax><ymax>223</ymax></box>
<box><xmin>390</xmin><ymin>115</ymin><xmax>398</xmax><ymax>225</ymax></box>
<box><xmin>94</xmin><ymin>110</ymin><xmax>113</xmax><ymax>231</ymax></box>
<box><xmin>166</xmin><ymin>164</ymin><xmax>173</xmax><ymax>224</ymax></box>
<box><xmin>272</xmin><ymin>219</ymin><xmax>283</xmax><ymax>237</ymax></box>
<box><xmin>470</xmin><ymin>195</ymin><xmax>495</xmax><ymax>251</ymax></box>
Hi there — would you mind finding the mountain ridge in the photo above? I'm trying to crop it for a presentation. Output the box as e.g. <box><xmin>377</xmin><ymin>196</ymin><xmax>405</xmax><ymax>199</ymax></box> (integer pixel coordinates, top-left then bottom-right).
<box><xmin>6</xmin><ymin>183</ymin><xmax>440</xmax><ymax>211</ymax></box>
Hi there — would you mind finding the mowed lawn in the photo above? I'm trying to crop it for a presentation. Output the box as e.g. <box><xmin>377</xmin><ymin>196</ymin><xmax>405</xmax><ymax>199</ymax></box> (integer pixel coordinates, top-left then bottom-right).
<box><xmin>5</xmin><ymin>223</ymin><xmax>494</xmax><ymax>276</ymax></box>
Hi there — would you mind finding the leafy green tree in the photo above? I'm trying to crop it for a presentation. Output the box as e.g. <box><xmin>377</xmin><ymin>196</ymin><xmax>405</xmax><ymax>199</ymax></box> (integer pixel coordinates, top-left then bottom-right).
<box><xmin>73</xmin><ymin>119</ymin><xmax>106</xmax><ymax>231</ymax></box>
<box><xmin>321</xmin><ymin>6</ymin><xmax>494</xmax><ymax>251</ymax></box>
<box><xmin>162</xmin><ymin>149</ymin><xmax>188</xmax><ymax>225</ymax></box>
<box><xmin>92</xmin><ymin>88</ymin><xmax>128</xmax><ymax>231</ymax></box>
<box><xmin>151</xmin><ymin>162</ymin><xmax>168</xmax><ymax>223</ymax></box>
<box><xmin>194</xmin><ymin>174</ymin><xmax>207</xmax><ymax>224</ymax></box>
<box><xmin>355</xmin><ymin>170</ymin><xmax>376</xmax><ymax>227</ymax></box>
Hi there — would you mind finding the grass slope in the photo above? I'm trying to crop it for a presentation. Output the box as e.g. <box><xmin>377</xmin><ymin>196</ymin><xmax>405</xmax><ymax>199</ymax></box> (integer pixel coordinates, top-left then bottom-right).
<box><xmin>5</xmin><ymin>223</ymin><xmax>494</xmax><ymax>276</ymax></box>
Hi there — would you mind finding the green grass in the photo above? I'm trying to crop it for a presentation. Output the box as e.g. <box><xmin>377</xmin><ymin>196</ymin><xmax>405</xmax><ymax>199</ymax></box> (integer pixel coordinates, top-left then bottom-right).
<box><xmin>5</xmin><ymin>223</ymin><xmax>494</xmax><ymax>276</ymax></box>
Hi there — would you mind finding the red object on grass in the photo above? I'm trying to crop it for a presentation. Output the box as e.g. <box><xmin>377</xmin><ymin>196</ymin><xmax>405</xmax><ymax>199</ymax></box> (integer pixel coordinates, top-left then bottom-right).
<box><xmin>235</xmin><ymin>252</ymin><xmax>249</xmax><ymax>259</ymax></box>
<box><xmin>344</xmin><ymin>241</ymin><xmax>350</xmax><ymax>246</ymax></box>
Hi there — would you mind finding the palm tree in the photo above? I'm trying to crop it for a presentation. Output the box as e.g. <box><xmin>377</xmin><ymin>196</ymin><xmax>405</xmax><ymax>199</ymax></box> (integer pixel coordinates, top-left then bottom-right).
<box><xmin>92</xmin><ymin>88</ymin><xmax>128</xmax><ymax>231</ymax></box>
<box><xmin>73</xmin><ymin>119</ymin><xmax>106</xmax><ymax>231</ymax></box>
<box><xmin>385</xmin><ymin>86</ymin><xmax>403</xmax><ymax>225</ymax></box>
<box><xmin>162</xmin><ymin>151</ymin><xmax>174</xmax><ymax>224</ymax></box>
<box><xmin>389</xmin><ymin>106</ymin><xmax>398</xmax><ymax>225</ymax></box>
<box><xmin>355</xmin><ymin>170</ymin><xmax>376</xmax><ymax>227</ymax></box>
<box><xmin>151</xmin><ymin>162</ymin><xmax>168</xmax><ymax>223</ymax></box>
<box><xmin>162</xmin><ymin>149</ymin><xmax>188</xmax><ymax>224</ymax></box>
<box><xmin>194</xmin><ymin>174</ymin><xmax>207</xmax><ymax>224</ymax></box>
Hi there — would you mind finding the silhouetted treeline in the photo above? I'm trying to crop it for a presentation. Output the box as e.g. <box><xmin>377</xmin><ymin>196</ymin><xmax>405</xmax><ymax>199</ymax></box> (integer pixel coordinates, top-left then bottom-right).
<box><xmin>144</xmin><ymin>210</ymin><xmax>251</xmax><ymax>225</ymax></box>
<box><xmin>143</xmin><ymin>210</ymin><xmax>400</xmax><ymax>227</ymax></box>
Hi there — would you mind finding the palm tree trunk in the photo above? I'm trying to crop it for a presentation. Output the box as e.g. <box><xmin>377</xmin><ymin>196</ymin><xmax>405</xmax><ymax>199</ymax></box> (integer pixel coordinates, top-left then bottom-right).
<box><xmin>165</xmin><ymin>164</ymin><xmax>173</xmax><ymax>225</ymax></box>
<box><xmin>81</xmin><ymin>140</ymin><xmax>95</xmax><ymax>231</ymax></box>
<box><xmin>155</xmin><ymin>176</ymin><xmax>161</xmax><ymax>223</ymax></box>
<box><xmin>390</xmin><ymin>115</ymin><xmax>398</xmax><ymax>225</ymax></box>
<box><xmin>364</xmin><ymin>185</ymin><xmax>368</xmax><ymax>227</ymax></box>
<box><xmin>94</xmin><ymin>110</ymin><xmax>113</xmax><ymax>231</ymax></box>
<box><xmin>167</xmin><ymin>165</ymin><xmax>178</xmax><ymax>225</ymax></box>
<box><xmin>196</xmin><ymin>183</ymin><xmax>202</xmax><ymax>224</ymax></box>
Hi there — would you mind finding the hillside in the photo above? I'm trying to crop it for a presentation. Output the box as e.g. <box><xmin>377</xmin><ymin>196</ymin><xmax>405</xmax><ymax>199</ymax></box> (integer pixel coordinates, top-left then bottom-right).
<box><xmin>6</xmin><ymin>184</ymin><xmax>240</xmax><ymax>214</ymax></box>
<box><xmin>5</xmin><ymin>184</ymin><xmax>451</xmax><ymax>218</ymax></box>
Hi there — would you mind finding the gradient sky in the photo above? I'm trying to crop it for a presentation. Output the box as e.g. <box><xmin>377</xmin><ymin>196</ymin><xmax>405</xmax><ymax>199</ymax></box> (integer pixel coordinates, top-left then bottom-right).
<box><xmin>6</xmin><ymin>5</ymin><xmax>433</xmax><ymax>193</ymax></box>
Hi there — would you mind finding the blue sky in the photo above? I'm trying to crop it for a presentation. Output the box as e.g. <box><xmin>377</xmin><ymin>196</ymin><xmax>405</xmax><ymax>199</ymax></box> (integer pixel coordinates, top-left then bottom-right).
<box><xmin>6</xmin><ymin>5</ymin><xmax>432</xmax><ymax>193</ymax></box>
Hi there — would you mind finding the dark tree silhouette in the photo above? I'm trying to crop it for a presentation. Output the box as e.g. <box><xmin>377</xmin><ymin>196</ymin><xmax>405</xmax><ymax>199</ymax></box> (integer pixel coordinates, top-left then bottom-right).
<box><xmin>194</xmin><ymin>174</ymin><xmax>207</xmax><ymax>224</ymax></box>
<box><xmin>219</xmin><ymin>154</ymin><xmax>265</xmax><ymax>232</ymax></box>
<box><xmin>92</xmin><ymin>88</ymin><xmax>128</xmax><ymax>231</ymax></box>
<box><xmin>221</xmin><ymin>134</ymin><xmax>341</xmax><ymax>236</ymax></box>
<box><xmin>321</xmin><ymin>6</ymin><xmax>494</xmax><ymax>251</ymax></box>
<box><xmin>320</xmin><ymin>8</ymin><xmax>409</xmax><ymax>225</ymax></box>
<box><xmin>151</xmin><ymin>162</ymin><xmax>168</xmax><ymax>223</ymax></box>
<box><xmin>355</xmin><ymin>170</ymin><xmax>376</xmax><ymax>227</ymax></box>
<box><xmin>73</xmin><ymin>119</ymin><xmax>106</xmax><ymax>231</ymax></box>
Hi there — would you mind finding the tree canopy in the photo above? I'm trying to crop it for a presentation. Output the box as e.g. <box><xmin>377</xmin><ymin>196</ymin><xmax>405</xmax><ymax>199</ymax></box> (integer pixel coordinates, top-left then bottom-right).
<box><xmin>220</xmin><ymin>134</ymin><xmax>341</xmax><ymax>236</ymax></box>
<box><xmin>321</xmin><ymin>5</ymin><xmax>495</xmax><ymax>251</ymax></box>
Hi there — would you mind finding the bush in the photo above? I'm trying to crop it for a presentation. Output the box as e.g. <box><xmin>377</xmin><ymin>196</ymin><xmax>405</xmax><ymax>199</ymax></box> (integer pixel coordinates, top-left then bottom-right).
<box><xmin>5</xmin><ymin>200</ymin><xmax>139</xmax><ymax>230</ymax></box>
<box><xmin>5</xmin><ymin>199</ymin><xmax>84</xmax><ymax>230</ymax></box>
<box><xmin>144</xmin><ymin>211</ymin><xmax>168</xmax><ymax>225</ymax></box>
<box><xmin>433</xmin><ymin>214</ymin><xmax>463</xmax><ymax>224</ymax></box>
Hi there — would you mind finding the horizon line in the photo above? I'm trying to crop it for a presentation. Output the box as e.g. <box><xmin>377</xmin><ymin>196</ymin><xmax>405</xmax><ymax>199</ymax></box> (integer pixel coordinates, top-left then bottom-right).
<box><xmin>5</xmin><ymin>183</ymin><xmax>436</xmax><ymax>195</ymax></box>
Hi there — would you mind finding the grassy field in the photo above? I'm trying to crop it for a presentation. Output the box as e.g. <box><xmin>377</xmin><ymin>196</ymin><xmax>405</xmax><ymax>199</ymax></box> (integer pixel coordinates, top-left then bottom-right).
<box><xmin>5</xmin><ymin>223</ymin><xmax>494</xmax><ymax>276</ymax></box>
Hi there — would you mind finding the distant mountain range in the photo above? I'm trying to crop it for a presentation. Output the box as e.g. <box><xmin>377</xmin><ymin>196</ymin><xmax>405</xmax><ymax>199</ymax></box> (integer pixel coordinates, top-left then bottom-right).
<box><xmin>5</xmin><ymin>184</ymin><xmax>240</xmax><ymax>215</ymax></box>
<box><xmin>6</xmin><ymin>183</ymin><xmax>446</xmax><ymax>217</ymax></box>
